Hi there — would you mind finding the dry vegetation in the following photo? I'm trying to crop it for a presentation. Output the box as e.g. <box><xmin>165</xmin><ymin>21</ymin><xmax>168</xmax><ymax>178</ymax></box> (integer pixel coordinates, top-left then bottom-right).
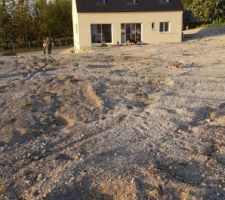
<box><xmin>0</xmin><ymin>26</ymin><xmax>225</xmax><ymax>200</ymax></box>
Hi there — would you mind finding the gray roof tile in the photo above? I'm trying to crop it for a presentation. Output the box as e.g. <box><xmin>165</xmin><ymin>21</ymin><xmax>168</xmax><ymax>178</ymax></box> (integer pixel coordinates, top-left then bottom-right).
<box><xmin>75</xmin><ymin>0</ymin><xmax>183</xmax><ymax>13</ymax></box>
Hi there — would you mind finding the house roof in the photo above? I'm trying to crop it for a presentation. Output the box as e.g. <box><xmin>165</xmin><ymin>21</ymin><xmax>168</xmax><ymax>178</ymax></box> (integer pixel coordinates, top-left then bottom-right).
<box><xmin>75</xmin><ymin>0</ymin><xmax>183</xmax><ymax>13</ymax></box>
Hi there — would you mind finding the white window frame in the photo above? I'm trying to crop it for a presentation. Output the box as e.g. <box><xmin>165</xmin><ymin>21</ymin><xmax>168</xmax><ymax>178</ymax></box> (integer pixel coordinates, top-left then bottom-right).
<box><xmin>91</xmin><ymin>24</ymin><xmax>113</xmax><ymax>44</ymax></box>
<box><xmin>159</xmin><ymin>22</ymin><xmax>170</xmax><ymax>33</ymax></box>
<box><xmin>121</xmin><ymin>23</ymin><xmax>142</xmax><ymax>43</ymax></box>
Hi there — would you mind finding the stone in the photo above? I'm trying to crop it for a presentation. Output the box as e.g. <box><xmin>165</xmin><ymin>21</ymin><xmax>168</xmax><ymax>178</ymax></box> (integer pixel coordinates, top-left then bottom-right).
<box><xmin>37</xmin><ymin>174</ymin><xmax>43</xmax><ymax>181</ymax></box>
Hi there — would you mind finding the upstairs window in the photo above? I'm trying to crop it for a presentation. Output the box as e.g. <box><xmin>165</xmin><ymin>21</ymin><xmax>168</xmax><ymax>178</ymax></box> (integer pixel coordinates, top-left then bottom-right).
<box><xmin>160</xmin><ymin>22</ymin><xmax>170</xmax><ymax>32</ymax></box>
<box><xmin>95</xmin><ymin>0</ymin><xmax>106</xmax><ymax>4</ymax></box>
<box><xmin>126</xmin><ymin>0</ymin><xmax>138</xmax><ymax>4</ymax></box>
<box><xmin>159</xmin><ymin>0</ymin><xmax>171</xmax><ymax>4</ymax></box>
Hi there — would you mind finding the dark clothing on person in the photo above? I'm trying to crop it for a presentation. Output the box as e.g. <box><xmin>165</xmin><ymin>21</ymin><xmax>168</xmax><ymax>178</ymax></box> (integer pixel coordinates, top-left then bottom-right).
<box><xmin>43</xmin><ymin>38</ymin><xmax>54</xmax><ymax>55</ymax></box>
<box><xmin>47</xmin><ymin>40</ymin><xmax>54</xmax><ymax>54</ymax></box>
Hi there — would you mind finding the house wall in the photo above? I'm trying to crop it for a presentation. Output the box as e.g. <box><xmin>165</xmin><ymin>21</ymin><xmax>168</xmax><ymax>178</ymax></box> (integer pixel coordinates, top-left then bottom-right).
<box><xmin>72</xmin><ymin>0</ymin><xmax>80</xmax><ymax>49</ymax></box>
<box><xmin>74</xmin><ymin>11</ymin><xmax>183</xmax><ymax>49</ymax></box>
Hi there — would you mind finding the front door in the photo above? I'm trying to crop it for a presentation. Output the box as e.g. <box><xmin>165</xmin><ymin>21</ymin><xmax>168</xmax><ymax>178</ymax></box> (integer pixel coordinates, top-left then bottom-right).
<box><xmin>121</xmin><ymin>23</ymin><xmax>141</xmax><ymax>43</ymax></box>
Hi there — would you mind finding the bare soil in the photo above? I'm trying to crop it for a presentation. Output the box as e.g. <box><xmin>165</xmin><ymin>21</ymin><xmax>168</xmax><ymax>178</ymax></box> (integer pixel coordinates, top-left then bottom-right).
<box><xmin>1</xmin><ymin>26</ymin><xmax>225</xmax><ymax>200</ymax></box>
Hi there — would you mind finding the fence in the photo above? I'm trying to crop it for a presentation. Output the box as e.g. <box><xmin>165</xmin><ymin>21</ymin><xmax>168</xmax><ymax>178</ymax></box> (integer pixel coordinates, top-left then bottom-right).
<box><xmin>0</xmin><ymin>37</ymin><xmax>74</xmax><ymax>52</ymax></box>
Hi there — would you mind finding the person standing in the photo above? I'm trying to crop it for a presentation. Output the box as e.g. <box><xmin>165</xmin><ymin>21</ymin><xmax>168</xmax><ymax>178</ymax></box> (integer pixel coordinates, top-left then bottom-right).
<box><xmin>43</xmin><ymin>37</ymin><xmax>54</xmax><ymax>55</ymax></box>
<box><xmin>46</xmin><ymin>37</ymin><xmax>54</xmax><ymax>54</ymax></box>
<box><xmin>43</xmin><ymin>39</ymin><xmax>47</xmax><ymax>55</ymax></box>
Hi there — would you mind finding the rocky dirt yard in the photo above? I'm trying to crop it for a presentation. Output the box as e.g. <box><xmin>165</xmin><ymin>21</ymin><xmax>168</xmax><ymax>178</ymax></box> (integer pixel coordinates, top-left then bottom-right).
<box><xmin>0</xmin><ymin>26</ymin><xmax>225</xmax><ymax>200</ymax></box>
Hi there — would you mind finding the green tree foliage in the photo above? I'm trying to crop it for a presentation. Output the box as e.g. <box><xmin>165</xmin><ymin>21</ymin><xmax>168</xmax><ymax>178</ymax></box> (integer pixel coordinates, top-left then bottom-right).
<box><xmin>182</xmin><ymin>0</ymin><xmax>193</xmax><ymax>10</ymax></box>
<box><xmin>0</xmin><ymin>0</ymin><xmax>15</xmax><ymax>44</ymax></box>
<box><xmin>0</xmin><ymin>0</ymin><xmax>72</xmax><ymax>46</ymax></box>
<box><xmin>43</xmin><ymin>0</ymin><xmax>72</xmax><ymax>37</ymax></box>
<box><xmin>185</xmin><ymin>0</ymin><xmax>225</xmax><ymax>22</ymax></box>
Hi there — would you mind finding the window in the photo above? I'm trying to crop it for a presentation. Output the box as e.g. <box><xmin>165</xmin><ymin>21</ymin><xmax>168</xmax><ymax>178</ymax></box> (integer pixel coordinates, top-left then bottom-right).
<box><xmin>159</xmin><ymin>0</ymin><xmax>171</xmax><ymax>4</ymax></box>
<box><xmin>152</xmin><ymin>22</ymin><xmax>155</xmax><ymax>30</ymax></box>
<box><xmin>126</xmin><ymin>0</ymin><xmax>138</xmax><ymax>4</ymax></box>
<box><xmin>95</xmin><ymin>0</ymin><xmax>106</xmax><ymax>4</ymax></box>
<box><xmin>121</xmin><ymin>23</ymin><xmax>141</xmax><ymax>43</ymax></box>
<box><xmin>160</xmin><ymin>22</ymin><xmax>170</xmax><ymax>32</ymax></box>
<box><xmin>91</xmin><ymin>24</ymin><xmax>112</xmax><ymax>43</ymax></box>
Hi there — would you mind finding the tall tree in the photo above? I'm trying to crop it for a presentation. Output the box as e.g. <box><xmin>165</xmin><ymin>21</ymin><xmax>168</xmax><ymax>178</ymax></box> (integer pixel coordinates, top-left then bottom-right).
<box><xmin>191</xmin><ymin>0</ymin><xmax>225</xmax><ymax>22</ymax></box>
<box><xmin>1</xmin><ymin>0</ymin><xmax>73</xmax><ymax>49</ymax></box>
<box><xmin>182</xmin><ymin>0</ymin><xmax>193</xmax><ymax>10</ymax></box>
<box><xmin>12</xmin><ymin>0</ymin><xmax>32</xmax><ymax>44</ymax></box>
<box><xmin>43</xmin><ymin>0</ymin><xmax>72</xmax><ymax>38</ymax></box>
<box><xmin>0</xmin><ymin>0</ymin><xmax>14</xmax><ymax>44</ymax></box>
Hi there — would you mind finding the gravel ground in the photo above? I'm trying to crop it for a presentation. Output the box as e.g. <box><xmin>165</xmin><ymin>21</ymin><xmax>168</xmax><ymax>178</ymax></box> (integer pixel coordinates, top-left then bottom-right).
<box><xmin>0</xmin><ymin>26</ymin><xmax>225</xmax><ymax>200</ymax></box>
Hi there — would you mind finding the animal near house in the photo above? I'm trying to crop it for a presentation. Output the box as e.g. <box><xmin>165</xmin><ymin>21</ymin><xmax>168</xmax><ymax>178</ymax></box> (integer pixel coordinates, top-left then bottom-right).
<box><xmin>72</xmin><ymin>0</ymin><xmax>183</xmax><ymax>50</ymax></box>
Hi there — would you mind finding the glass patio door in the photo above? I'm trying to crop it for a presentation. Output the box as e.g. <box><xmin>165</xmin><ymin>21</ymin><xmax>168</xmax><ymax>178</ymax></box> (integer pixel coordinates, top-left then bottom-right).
<box><xmin>121</xmin><ymin>23</ymin><xmax>141</xmax><ymax>43</ymax></box>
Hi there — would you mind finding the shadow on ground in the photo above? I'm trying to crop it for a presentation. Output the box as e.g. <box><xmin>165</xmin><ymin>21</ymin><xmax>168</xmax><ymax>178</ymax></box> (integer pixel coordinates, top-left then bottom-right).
<box><xmin>44</xmin><ymin>176</ymin><xmax>113</xmax><ymax>200</ymax></box>
<box><xmin>184</xmin><ymin>26</ymin><xmax>225</xmax><ymax>41</ymax></box>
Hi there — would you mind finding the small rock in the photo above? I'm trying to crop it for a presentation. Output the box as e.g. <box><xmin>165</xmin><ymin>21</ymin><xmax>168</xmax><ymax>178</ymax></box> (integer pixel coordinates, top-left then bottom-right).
<box><xmin>205</xmin><ymin>119</ymin><xmax>211</xmax><ymax>123</ymax></box>
<box><xmin>69</xmin><ymin>177</ymin><xmax>75</xmax><ymax>183</ymax></box>
<box><xmin>217</xmin><ymin>192</ymin><xmax>223</xmax><ymax>197</ymax></box>
<box><xmin>38</xmin><ymin>62</ymin><xmax>46</xmax><ymax>68</ymax></box>
<box><xmin>37</xmin><ymin>174</ymin><xmax>43</xmax><ymax>181</ymax></box>
<box><xmin>41</xmin><ymin>149</ymin><xmax>46</xmax><ymax>154</ymax></box>
<box><xmin>79</xmin><ymin>157</ymin><xmax>84</xmax><ymax>162</ymax></box>
<box><xmin>41</xmin><ymin>142</ymin><xmax>46</xmax><ymax>146</ymax></box>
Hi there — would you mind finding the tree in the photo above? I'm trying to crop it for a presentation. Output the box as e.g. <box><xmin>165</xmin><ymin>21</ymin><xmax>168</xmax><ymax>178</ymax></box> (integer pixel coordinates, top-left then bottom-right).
<box><xmin>191</xmin><ymin>0</ymin><xmax>225</xmax><ymax>22</ymax></box>
<box><xmin>43</xmin><ymin>0</ymin><xmax>72</xmax><ymax>38</ymax></box>
<box><xmin>11</xmin><ymin>0</ymin><xmax>32</xmax><ymax>45</ymax></box>
<box><xmin>0</xmin><ymin>0</ymin><xmax>73</xmax><ymax>49</ymax></box>
<box><xmin>182</xmin><ymin>0</ymin><xmax>193</xmax><ymax>10</ymax></box>
<box><xmin>0</xmin><ymin>0</ymin><xmax>14</xmax><ymax>44</ymax></box>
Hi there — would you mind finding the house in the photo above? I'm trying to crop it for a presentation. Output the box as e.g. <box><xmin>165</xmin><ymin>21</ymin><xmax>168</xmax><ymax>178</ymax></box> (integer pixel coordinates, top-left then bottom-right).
<box><xmin>72</xmin><ymin>0</ymin><xmax>183</xmax><ymax>50</ymax></box>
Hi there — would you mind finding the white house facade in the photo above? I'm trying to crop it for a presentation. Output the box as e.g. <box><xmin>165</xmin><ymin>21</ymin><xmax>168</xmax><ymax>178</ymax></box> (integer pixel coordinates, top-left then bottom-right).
<box><xmin>72</xmin><ymin>0</ymin><xmax>183</xmax><ymax>50</ymax></box>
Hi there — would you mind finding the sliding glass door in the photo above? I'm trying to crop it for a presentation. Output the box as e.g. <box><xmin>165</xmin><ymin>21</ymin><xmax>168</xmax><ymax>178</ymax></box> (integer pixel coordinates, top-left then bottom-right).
<box><xmin>121</xmin><ymin>23</ymin><xmax>141</xmax><ymax>43</ymax></box>
<box><xmin>91</xmin><ymin>24</ymin><xmax>112</xmax><ymax>43</ymax></box>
